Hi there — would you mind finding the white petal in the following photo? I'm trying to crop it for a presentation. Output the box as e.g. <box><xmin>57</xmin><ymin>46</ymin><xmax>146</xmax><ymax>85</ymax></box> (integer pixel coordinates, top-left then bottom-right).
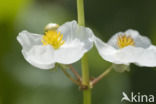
<box><xmin>17</xmin><ymin>31</ymin><xmax>55</xmax><ymax>69</ymax></box>
<box><xmin>94</xmin><ymin>36</ymin><xmax>119</xmax><ymax>63</ymax></box>
<box><xmin>114</xmin><ymin>46</ymin><xmax>145</xmax><ymax>64</ymax></box>
<box><xmin>108</xmin><ymin>29</ymin><xmax>151</xmax><ymax>49</ymax></box>
<box><xmin>58</xmin><ymin>20</ymin><xmax>93</xmax><ymax>50</ymax></box>
<box><xmin>55</xmin><ymin>40</ymin><xmax>86</xmax><ymax>64</ymax></box>
<box><xmin>136</xmin><ymin>45</ymin><xmax>156</xmax><ymax>67</ymax></box>
<box><xmin>114</xmin><ymin>46</ymin><xmax>156</xmax><ymax>67</ymax></box>
<box><xmin>17</xmin><ymin>30</ymin><xmax>42</xmax><ymax>51</ymax></box>
<box><xmin>22</xmin><ymin>45</ymin><xmax>55</xmax><ymax>69</ymax></box>
<box><xmin>94</xmin><ymin>36</ymin><xmax>156</xmax><ymax>67</ymax></box>
<box><xmin>55</xmin><ymin>20</ymin><xmax>94</xmax><ymax>64</ymax></box>
<box><xmin>57</xmin><ymin>20</ymin><xmax>77</xmax><ymax>42</ymax></box>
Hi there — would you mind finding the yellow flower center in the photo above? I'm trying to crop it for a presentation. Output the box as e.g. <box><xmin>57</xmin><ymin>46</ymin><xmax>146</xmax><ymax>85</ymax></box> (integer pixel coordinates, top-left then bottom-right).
<box><xmin>117</xmin><ymin>35</ymin><xmax>135</xmax><ymax>48</ymax></box>
<box><xmin>41</xmin><ymin>30</ymin><xmax>65</xmax><ymax>49</ymax></box>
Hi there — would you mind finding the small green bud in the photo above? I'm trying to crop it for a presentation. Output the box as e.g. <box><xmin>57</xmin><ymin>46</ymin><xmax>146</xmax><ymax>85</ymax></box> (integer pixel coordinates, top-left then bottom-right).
<box><xmin>113</xmin><ymin>64</ymin><xmax>130</xmax><ymax>72</ymax></box>
<box><xmin>44</xmin><ymin>23</ymin><xmax>59</xmax><ymax>32</ymax></box>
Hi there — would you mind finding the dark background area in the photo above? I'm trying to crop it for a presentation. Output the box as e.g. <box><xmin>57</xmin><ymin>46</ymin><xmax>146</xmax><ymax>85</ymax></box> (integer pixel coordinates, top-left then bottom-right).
<box><xmin>0</xmin><ymin>0</ymin><xmax>156</xmax><ymax>104</ymax></box>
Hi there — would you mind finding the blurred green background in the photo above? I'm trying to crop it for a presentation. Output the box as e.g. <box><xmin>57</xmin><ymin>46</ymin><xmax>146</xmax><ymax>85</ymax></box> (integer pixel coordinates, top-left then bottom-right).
<box><xmin>0</xmin><ymin>0</ymin><xmax>156</xmax><ymax>104</ymax></box>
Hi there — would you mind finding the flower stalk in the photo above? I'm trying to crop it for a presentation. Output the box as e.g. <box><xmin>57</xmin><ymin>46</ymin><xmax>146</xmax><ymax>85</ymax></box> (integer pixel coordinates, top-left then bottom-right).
<box><xmin>77</xmin><ymin>0</ymin><xmax>91</xmax><ymax>104</ymax></box>
<box><xmin>90</xmin><ymin>65</ymin><xmax>113</xmax><ymax>87</ymax></box>
<box><xmin>69</xmin><ymin>65</ymin><xmax>81</xmax><ymax>82</ymax></box>
<box><xmin>59</xmin><ymin>64</ymin><xmax>81</xmax><ymax>86</ymax></box>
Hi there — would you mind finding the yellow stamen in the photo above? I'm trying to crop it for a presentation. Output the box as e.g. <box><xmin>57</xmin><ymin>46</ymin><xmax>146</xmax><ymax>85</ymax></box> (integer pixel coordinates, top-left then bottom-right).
<box><xmin>42</xmin><ymin>30</ymin><xmax>65</xmax><ymax>49</ymax></box>
<box><xmin>117</xmin><ymin>35</ymin><xmax>135</xmax><ymax>48</ymax></box>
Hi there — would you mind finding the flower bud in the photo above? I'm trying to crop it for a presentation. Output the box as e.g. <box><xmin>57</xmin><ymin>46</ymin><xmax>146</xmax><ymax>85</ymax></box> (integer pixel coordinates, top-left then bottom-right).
<box><xmin>44</xmin><ymin>23</ymin><xmax>59</xmax><ymax>32</ymax></box>
<box><xmin>113</xmin><ymin>64</ymin><xmax>130</xmax><ymax>72</ymax></box>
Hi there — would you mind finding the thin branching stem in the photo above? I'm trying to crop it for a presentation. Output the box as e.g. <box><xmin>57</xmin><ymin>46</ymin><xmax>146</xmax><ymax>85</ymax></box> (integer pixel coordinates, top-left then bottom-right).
<box><xmin>90</xmin><ymin>65</ymin><xmax>113</xmax><ymax>87</ymax></box>
<box><xmin>69</xmin><ymin>65</ymin><xmax>82</xmax><ymax>82</ymax></box>
<box><xmin>60</xmin><ymin>65</ymin><xmax>81</xmax><ymax>86</ymax></box>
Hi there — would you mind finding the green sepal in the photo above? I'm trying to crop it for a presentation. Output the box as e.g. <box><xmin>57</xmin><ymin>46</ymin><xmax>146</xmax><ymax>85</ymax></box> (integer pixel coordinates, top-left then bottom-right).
<box><xmin>113</xmin><ymin>64</ymin><xmax>130</xmax><ymax>72</ymax></box>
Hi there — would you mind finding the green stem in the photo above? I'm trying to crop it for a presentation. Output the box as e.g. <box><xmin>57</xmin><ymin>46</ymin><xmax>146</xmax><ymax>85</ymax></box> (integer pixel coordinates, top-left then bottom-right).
<box><xmin>77</xmin><ymin>0</ymin><xmax>85</xmax><ymax>26</ymax></box>
<box><xmin>81</xmin><ymin>54</ymin><xmax>91</xmax><ymax>104</ymax></box>
<box><xmin>77</xmin><ymin>0</ymin><xmax>91</xmax><ymax>104</ymax></box>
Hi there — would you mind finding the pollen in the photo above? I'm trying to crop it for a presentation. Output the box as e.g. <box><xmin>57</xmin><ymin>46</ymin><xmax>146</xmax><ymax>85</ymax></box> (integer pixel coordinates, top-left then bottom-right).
<box><xmin>117</xmin><ymin>35</ymin><xmax>135</xmax><ymax>48</ymax></box>
<box><xmin>41</xmin><ymin>30</ymin><xmax>65</xmax><ymax>49</ymax></box>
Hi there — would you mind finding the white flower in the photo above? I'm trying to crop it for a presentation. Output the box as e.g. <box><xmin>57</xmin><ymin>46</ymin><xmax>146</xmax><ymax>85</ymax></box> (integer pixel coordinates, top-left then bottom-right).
<box><xmin>17</xmin><ymin>20</ymin><xmax>94</xmax><ymax>69</ymax></box>
<box><xmin>94</xmin><ymin>29</ymin><xmax>156</xmax><ymax>67</ymax></box>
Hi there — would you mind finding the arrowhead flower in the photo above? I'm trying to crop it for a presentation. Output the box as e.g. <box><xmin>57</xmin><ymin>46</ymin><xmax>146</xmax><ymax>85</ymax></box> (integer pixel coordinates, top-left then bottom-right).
<box><xmin>94</xmin><ymin>29</ymin><xmax>156</xmax><ymax>67</ymax></box>
<box><xmin>17</xmin><ymin>20</ymin><xmax>94</xmax><ymax>69</ymax></box>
